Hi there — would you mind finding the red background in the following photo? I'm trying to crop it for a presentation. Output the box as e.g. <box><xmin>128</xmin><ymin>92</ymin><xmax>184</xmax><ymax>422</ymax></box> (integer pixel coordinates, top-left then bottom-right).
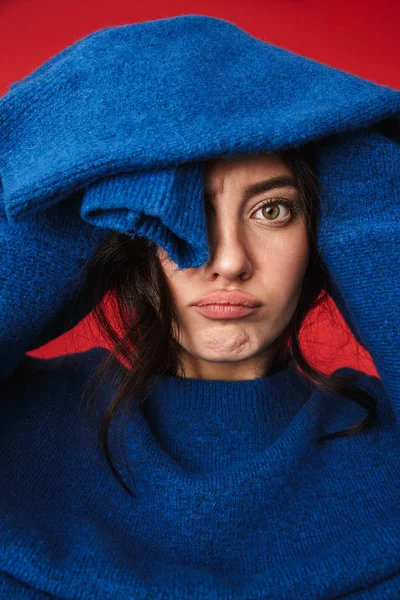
<box><xmin>1</xmin><ymin>0</ymin><xmax>399</xmax><ymax>376</ymax></box>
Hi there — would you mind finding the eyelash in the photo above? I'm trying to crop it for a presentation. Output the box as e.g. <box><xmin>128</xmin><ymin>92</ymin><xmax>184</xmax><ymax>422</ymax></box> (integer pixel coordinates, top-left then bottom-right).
<box><xmin>251</xmin><ymin>197</ymin><xmax>301</xmax><ymax>225</ymax></box>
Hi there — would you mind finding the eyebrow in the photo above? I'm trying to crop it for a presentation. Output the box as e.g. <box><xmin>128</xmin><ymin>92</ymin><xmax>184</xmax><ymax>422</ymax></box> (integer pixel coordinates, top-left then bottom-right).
<box><xmin>204</xmin><ymin>175</ymin><xmax>299</xmax><ymax>202</ymax></box>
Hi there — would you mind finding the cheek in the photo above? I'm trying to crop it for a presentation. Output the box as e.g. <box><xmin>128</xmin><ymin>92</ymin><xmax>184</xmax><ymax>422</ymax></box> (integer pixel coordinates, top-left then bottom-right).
<box><xmin>248</xmin><ymin>220</ymin><xmax>308</xmax><ymax>301</ymax></box>
<box><xmin>254</xmin><ymin>218</ymin><xmax>309</xmax><ymax>270</ymax></box>
<box><xmin>159</xmin><ymin>258</ymin><xmax>194</xmax><ymax>311</ymax></box>
<box><xmin>158</xmin><ymin>249</ymin><xmax>182</xmax><ymax>283</ymax></box>
<box><xmin>167</xmin><ymin>274</ymin><xmax>191</xmax><ymax>308</ymax></box>
<box><xmin>266</xmin><ymin>229</ymin><xmax>310</xmax><ymax>309</ymax></box>
<box><xmin>282</xmin><ymin>233</ymin><xmax>310</xmax><ymax>284</ymax></box>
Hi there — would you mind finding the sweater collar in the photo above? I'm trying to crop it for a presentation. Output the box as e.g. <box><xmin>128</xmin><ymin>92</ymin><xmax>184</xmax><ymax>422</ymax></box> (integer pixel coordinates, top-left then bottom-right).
<box><xmin>138</xmin><ymin>363</ymin><xmax>315</xmax><ymax>472</ymax></box>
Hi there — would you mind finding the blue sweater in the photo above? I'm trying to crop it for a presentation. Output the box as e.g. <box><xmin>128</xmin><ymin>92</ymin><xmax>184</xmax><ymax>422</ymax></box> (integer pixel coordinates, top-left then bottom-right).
<box><xmin>1</xmin><ymin>13</ymin><xmax>400</xmax><ymax>599</ymax></box>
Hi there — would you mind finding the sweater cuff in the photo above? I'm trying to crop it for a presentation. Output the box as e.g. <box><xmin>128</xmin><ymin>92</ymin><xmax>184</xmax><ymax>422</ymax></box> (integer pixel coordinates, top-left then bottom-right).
<box><xmin>80</xmin><ymin>161</ymin><xmax>209</xmax><ymax>270</ymax></box>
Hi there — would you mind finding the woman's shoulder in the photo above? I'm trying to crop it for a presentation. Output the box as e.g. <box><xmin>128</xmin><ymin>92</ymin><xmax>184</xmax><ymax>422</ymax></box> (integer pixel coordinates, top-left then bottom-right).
<box><xmin>331</xmin><ymin>366</ymin><xmax>387</xmax><ymax>398</ymax></box>
<box><xmin>3</xmin><ymin>345</ymin><xmax>112</xmax><ymax>389</ymax></box>
<box><xmin>0</xmin><ymin>346</ymin><xmax>114</xmax><ymax>430</ymax></box>
<box><xmin>23</xmin><ymin>346</ymin><xmax>112</xmax><ymax>375</ymax></box>
<box><xmin>328</xmin><ymin>365</ymin><xmax>394</xmax><ymax>422</ymax></box>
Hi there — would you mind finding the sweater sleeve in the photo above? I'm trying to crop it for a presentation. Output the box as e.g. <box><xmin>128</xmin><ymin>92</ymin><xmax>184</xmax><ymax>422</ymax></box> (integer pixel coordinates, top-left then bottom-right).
<box><xmin>315</xmin><ymin>119</ymin><xmax>400</xmax><ymax>425</ymax></box>
<box><xmin>0</xmin><ymin>188</ymin><xmax>112</xmax><ymax>380</ymax></box>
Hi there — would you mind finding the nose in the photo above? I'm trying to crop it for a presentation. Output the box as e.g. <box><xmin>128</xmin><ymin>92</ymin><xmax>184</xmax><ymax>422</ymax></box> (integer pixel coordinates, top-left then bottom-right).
<box><xmin>202</xmin><ymin>216</ymin><xmax>253</xmax><ymax>282</ymax></box>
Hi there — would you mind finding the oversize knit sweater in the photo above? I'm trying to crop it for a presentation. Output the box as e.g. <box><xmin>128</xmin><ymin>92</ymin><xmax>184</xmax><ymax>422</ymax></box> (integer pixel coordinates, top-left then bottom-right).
<box><xmin>1</xmin><ymin>14</ymin><xmax>400</xmax><ymax>600</ymax></box>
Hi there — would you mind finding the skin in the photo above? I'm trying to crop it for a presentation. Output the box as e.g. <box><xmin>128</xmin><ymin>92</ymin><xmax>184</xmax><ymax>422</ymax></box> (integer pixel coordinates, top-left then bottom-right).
<box><xmin>157</xmin><ymin>152</ymin><xmax>310</xmax><ymax>381</ymax></box>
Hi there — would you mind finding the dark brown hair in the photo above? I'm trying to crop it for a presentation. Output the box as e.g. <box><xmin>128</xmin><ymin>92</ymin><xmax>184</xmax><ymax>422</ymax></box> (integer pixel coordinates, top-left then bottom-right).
<box><xmin>75</xmin><ymin>144</ymin><xmax>378</xmax><ymax>497</ymax></box>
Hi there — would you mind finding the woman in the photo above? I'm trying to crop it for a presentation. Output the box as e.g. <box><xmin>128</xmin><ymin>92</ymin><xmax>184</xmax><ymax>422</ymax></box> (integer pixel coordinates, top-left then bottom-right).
<box><xmin>1</xmin><ymin>14</ymin><xmax>400</xmax><ymax>600</ymax></box>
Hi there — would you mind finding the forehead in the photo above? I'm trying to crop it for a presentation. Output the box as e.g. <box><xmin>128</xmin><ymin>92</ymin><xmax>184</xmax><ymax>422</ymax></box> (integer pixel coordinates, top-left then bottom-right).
<box><xmin>205</xmin><ymin>152</ymin><xmax>289</xmax><ymax>183</ymax></box>
<box><xmin>204</xmin><ymin>152</ymin><xmax>294</xmax><ymax>196</ymax></box>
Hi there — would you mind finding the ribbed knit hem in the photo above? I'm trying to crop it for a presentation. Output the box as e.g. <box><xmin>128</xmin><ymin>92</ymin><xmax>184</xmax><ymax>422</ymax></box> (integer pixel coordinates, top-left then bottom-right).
<box><xmin>144</xmin><ymin>362</ymin><xmax>314</xmax><ymax>422</ymax></box>
<box><xmin>80</xmin><ymin>162</ymin><xmax>209</xmax><ymax>269</ymax></box>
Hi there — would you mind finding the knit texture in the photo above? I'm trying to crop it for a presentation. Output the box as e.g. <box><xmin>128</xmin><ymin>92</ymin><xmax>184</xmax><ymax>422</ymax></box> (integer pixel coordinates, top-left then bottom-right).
<box><xmin>1</xmin><ymin>13</ymin><xmax>400</xmax><ymax>599</ymax></box>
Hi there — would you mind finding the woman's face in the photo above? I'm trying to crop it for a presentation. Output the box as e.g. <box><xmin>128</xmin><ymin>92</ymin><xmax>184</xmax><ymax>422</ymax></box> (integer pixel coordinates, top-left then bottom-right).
<box><xmin>158</xmin><ymin>152</ymin><xmax>310</xmax><ymax>380</ymax></box>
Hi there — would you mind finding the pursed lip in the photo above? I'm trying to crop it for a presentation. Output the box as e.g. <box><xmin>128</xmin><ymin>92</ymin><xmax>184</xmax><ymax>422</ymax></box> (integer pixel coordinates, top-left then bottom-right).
<box><xmin>192</xmin><ymin>291</ymin><xmax>262</xmax><ymax>308</ymax></box>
